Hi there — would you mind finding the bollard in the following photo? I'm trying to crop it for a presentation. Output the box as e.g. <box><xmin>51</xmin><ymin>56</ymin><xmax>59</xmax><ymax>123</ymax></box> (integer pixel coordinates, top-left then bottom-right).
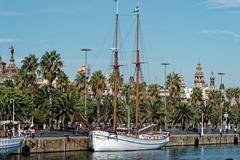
<box><xmin>21</xmin><ymin>145</ymin><xmax>30</xmax><ymax>157</ymax></box>
<box><xmin>234</xmin><ymin>136</ymin><xmax>238</xmax><ymax>145</ymax></box>
<box><xmin>194</xmin><ymin>138</ymin><xmax>199</xmax><ymax>146</ymax></box>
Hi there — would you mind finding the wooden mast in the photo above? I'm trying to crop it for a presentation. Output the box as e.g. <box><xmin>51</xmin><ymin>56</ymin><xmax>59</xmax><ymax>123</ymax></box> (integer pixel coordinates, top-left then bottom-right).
<box><xmin>135</xmin><ymin>11</ymin><xmax>140</xmax><ymax>131</ymax></box>
<box><xmin>113</xmin><ymin>0</ymin><xmax>119</xmax><ymax>133</ymax></box>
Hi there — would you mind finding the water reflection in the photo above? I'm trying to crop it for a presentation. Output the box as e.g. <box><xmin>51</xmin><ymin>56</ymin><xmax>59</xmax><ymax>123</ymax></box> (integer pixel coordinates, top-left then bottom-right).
<box><xmin>0</xmin><ymin>146</ymin><xmax>19</xmax><ymax>158</ymax></box>
<box><xmin>3</xmin><ymin>145</ymin><xmax>239</xmax><ymax>160</ymax></box>
<box><xmin>91</xmin><ymin>149</ymin><xmax>168</xmax><ymax>160</ymax></box>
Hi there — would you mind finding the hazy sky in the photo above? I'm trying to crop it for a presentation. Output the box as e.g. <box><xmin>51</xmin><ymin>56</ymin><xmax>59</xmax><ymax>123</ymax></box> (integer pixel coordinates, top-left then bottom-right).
<box><xmin>0</xmin><ymin>0</ymin><xmax>240</xmax><ymax>88</ymax></box>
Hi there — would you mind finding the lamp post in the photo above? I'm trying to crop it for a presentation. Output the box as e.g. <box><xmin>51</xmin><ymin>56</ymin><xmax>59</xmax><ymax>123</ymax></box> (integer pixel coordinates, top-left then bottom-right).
<box><xmin>161</xmin><ymin>62</ymin><xmax>170</xmax><ymax>131</ymax></box>
<box><xmin>218</xmin><ymin>72</ymin><xmax>225</xmax><ymax>134</ymax></box>
<box><xmin>10</xmin><ymin>99</ymin><xmax>15</xmax><ymax>136</ymax></box>
<box><xmin>81</xmin><ymin>48</ymin><xmax>91</xmax><ymax>117</ymax></box>
<box><xmin>224</xmin><ymin>112</ymin><xmax>229</xmax><ymax>133</ymax></box>
<box><xmin>10</xmin><ymin>99</ymin><xmax>15</xmax><ymax>123</ymax></box>
<box><xmin>201</xmin><ymin>101</ymin><xmax>206</xmax><ymax>136</ymax></box>
<box><xmin>201</xmin><ymin>110</ymin><xmax>204</xmax><ymax>136</ymax></box>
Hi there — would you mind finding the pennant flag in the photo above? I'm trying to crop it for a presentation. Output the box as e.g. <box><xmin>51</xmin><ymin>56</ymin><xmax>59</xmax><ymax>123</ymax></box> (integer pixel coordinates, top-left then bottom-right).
<box><xmin>77</xmin><ymin>66</ymin><xmax>86</xmax><ymax>74</ymax></box>
<box><xmin>133</xmin><ymin>6</ymin><xmax>139</xmax><ymax>13</ymax></box>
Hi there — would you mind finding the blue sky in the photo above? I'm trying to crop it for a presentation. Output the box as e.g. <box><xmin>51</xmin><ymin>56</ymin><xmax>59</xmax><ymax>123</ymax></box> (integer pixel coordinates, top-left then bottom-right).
<box><xmin>0</xmin><ymin>0</ymin><xmax>240</xmax><ymax>88</ymax></box>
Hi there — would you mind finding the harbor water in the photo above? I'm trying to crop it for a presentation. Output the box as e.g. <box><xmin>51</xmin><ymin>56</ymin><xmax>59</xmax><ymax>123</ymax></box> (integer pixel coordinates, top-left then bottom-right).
<box><xmin>2</xmin><ymin>144</ymin><xmax>239</xmax><ymax>160</ymax></box>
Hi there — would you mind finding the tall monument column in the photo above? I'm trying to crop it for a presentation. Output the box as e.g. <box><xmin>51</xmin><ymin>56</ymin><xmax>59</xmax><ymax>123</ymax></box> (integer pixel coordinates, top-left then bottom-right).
<box><xmin>5</xmin><ymin>45</ymin><xmax>17</xmax><ymax>79</ymax></box>
<box><xmin>209</xmin><ymin>72</ymin><xmax>215</xmax><ymax>90</ymax></box>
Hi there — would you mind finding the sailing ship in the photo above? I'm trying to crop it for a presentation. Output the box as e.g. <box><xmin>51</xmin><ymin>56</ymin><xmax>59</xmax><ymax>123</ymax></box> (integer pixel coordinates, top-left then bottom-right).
<box><xmin>89</xmin><ymin>1</ymin><xmax>169</xmax><ymax>151</ymax></box>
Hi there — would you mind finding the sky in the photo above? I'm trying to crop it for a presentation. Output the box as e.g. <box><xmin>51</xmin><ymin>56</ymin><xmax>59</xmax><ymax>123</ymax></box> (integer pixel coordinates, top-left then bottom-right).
<box><xmin>0</xmin><ymin>0</ymin><xmax>240</xmax><ymax>88</ymax></box>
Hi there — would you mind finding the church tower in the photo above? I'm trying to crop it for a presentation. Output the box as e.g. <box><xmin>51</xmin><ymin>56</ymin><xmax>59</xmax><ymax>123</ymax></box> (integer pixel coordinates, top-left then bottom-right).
<box><xmin>194</xmin><ymin>63</ymin><xmax>205</xmax><ymax>88</ymax></box>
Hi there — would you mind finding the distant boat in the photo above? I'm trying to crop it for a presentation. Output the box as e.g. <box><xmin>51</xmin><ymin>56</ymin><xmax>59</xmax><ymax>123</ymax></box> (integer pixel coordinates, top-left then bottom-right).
<box><xmin>0</xmin><ymin>121</ymin><xmax>24</xmax><ymax>156</ymax></box>
<box><xmin>89</xmin><ymin>0</ymin><xmax>169</xmax><ymax>151</ymax></box>
<box><xmin>0</xmin><ymin>137</ymin><xmax>23</xmax><ymax>156</ymax></box>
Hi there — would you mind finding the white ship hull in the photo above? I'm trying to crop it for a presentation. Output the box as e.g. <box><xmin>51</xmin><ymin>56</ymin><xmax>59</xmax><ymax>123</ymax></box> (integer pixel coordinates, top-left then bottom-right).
<box><xmin>89</xmin><ymin>130</ymin><xmax>169</xmax><ymax>151</ymax></box>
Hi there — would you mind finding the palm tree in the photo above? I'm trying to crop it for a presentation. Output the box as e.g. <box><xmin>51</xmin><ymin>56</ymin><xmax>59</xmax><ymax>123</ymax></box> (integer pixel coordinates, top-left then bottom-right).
<box><xmin>52</xmin><ymin>93</ymin><xmax>80</xmax><ymax>129</ymax></box>
<box><xmin>166</xmin><ymin>72</ymin><xmax>181</xmax><ymax>112</ymax></box>
<box><xmin>16</xmin><ymin>54</ymin><xmax>39</xmax><ymax>96</ymax></box>
<box><xmin>56</xmin><ymin>71</ymin><xmax>69</xmax><ymax>94</ymax></box>
<box><xmin>191</xmin><ymin>87</ymin><xmax>203</xmax><ymax>108</ymax></box>
<box><xmin>39</xmin><ymin>50</ymin><xmax>63</xmax><ymax>87</ymax></box>
<box><xmin>89</xmin><ymin>71</ymin><xmax>106</xmax><ymax>124</ymax></box>
<box><xmin>99</xmin><ymin>95</ymin><xmax>127</xmax><ymax>129</ymax></box>
<box><xmin>4</xmin><ymin>80</ymin><xmax>14</xmax><ymax>88</ymax></box>
<box><xmin>202</xmin><ymin>104</ymin><xmax>214</xmax><ymax>128</ymax></box>
<box><xmin>39</xmin><ymin>50</ymin><xmax>63</xmax><ymax>127</ymax></box>
<box><xmin>107</xmin><ymin>73</ymin><xmax>123</xmax><ymax>94</ymax></box>
<box><xmin>226</xmin><ymin>88</ymin><xmax>235</xmax><ymax>104</ymax></box>
<box><xmin>233</xmin><ymin>87</ymin><xmax>240</xmax><ymax>128</ymax></box>
<box><xmin>146</xmin><ymin>84</ymin><xmax>161</xmax><ymax>101</ymax></box>
<box><xmin>74</xmin><ymin>73</ymin><xmax>86</xmax><ymax>99</ymax></box>
<box><xmin>33</xmin><ymin>85</ymin><xmax>53</xmax><ymax>127</ymax></box>
<box><xmin>208</xmin><ymin>90</ymin><xmax>223</xmax><ymax>128</ymax></box>
<box><xmin>223</xmin><ymin>105</ymin><xmax>237</xmax><ymax>127</ymax></box>
<box><xmin>140</xmin><ymin>99</ymin><xmax>165</xmax><ymax>128</ymax></box>
<box><xmin>171</xmin><ymin>102</ymin><xmax>193</xmax><ymax>130</ymax></box>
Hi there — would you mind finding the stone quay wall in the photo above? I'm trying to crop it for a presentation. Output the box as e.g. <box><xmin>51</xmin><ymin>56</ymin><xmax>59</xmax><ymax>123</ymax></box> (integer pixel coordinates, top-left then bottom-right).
<box><xmin>167</xmin><ymin>134</ymin><xmax>239</xmax><ymax>146</ymax></box>
<box><xmin>21</xmin><ymin>136</ymin><xmax>89</xmax><ymax>153</ymax></box>
<box><xmin>20</xmin><ymin>134</ymin><xmax>239</xmax><ymax>153</ymax></box>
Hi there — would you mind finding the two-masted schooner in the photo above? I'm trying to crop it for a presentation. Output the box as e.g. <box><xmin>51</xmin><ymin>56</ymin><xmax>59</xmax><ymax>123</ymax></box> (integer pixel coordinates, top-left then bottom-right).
<box><xmin>89</xmin><ymin>0</ymin><xmax>169</xmax><ymax>151</ymax></box>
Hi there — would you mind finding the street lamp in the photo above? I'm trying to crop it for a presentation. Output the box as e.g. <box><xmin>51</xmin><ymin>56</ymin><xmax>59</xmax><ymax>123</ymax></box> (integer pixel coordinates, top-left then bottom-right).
<box><xmin>224</xmin><ymin>112</ymin><xmax>229</xmax><ymax>133</ymax></box>
<box><xmin>10</xmin><ymin>99</ymin><xmax>15</xmax><ymax>123</ymax></box>
<box><xmin>10</xmin><ymin>99</ymin><xmax>15</xmax><ymax>136</ymax></box>
<box><xmin>218</xmin><ymin>72</ymin><xmax>225</xmax><ymax>134</ymax></box>
<box><xmin>161</xmin><ymin>62</ymin><xmax>170</xmax><ymax>131</ymax></box>
<box><xmin>81</xmin><ymin>48</ymin><xmax>91</xmax><ymax>117</ymax></box>
<box><xmin>201</xmin><ymin>101</ymin><xmax>206</xmax><ymax>136</ymax></box>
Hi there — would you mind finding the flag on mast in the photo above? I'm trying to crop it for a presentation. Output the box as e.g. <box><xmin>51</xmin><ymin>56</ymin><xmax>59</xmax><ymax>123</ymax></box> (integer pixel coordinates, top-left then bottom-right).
<box><xmin>77</xmin><ymin>66</ymin><xmax>86</xmax><ymax>74</ymax></box>
<box><xmin>133</xmin><ymin>6</ymin><xmax>139</xmax><ymax>13</ymax></box>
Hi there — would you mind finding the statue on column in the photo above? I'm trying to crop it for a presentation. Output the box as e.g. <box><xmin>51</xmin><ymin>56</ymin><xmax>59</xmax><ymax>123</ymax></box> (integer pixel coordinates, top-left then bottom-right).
<box><xmin>9</xmin><ymin>45</ymin><xmax>15</xmax><ymax>62</ymax></box>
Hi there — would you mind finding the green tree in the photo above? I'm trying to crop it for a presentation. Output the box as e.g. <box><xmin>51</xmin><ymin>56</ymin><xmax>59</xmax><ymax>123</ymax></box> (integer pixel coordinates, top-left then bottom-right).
<box><xmin>146</xmin><ymin>84</ymin><xmax>161</xmax><ymax>101</ymax></box>
<box><xmin>39</xmin><ymin>50</ymin><xmax>63</xmax><ymax>87</ymax></box>
<box><xmin>202</xmin><ymin>103</ymin><xmax>214</xmax><ymax>128</ymax></box>
<box><xmin>33</xmin><ymin>85</ymin><xmax>53</xmax><ymax>126</ymax></box>
<box><xmin>56</xmin><ymin>71</ymin><xmax>69</xmax><ymax>94</ymax></box>
<box><xmin>140</xmin><ymin>99</ymin><xmax>165</xmax><ymax>128</ymax></box>
<box><xmin>89</xmin><ymin>71</ymin><xmax>106</xmax><ymax>124</ymax></box>
<box><xmin>4</xmin><ymin>80</ymin><xmax>14</xmax><ymax>88</ymax></box>
<box><xmin>208</xmin><ymin>90</ymin><xmax>224</xmax><ymax>127</ymax></box>
<box><xmin>166</xmin><ymin>72</ymin><xmax>181</xmax><ymax>112</ymax></box>
<box><xmin>233</xmin><ymin>87</ymin><xmax>240</xmax><ymax>127</ymax></box>
<box><xmin>74</xmin><ymin>73</ymin><xmax>86</xmax><ymax>99</ymax></box>
<box><xmin>0</xmin><ymin>87</ymin><xmax>33</xmax><ymax>122</ymax></box>
<box><xmin>171</xmin><ymin>102</ymin><xmax>193</xmax><ymax>130</ymax></box>
<box><xmin>16</xmin><ymin>54</ymin><xmax>39</xmax><ymax>96</ymax></box>
<box><xmin>53</xmin><ymin>93</ymin><xmax>80</xmax><ymax>128</ymax></box>
<box><xmin>99</xmin><ymin>96</ymin><xmax>127</xmax><ymax>128</ymax></box>
<box><xmin>226</xmin><ymin>88</ymin><xmax>235</xmax><ymax>104</ymax></box>
<box><xmin>191</xmin><ymin>87</ymin><xmax>203</xmax><ymax>107</ymax></box>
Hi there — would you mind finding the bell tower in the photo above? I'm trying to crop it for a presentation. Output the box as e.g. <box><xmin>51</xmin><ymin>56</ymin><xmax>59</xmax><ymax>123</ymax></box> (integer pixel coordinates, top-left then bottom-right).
<box><xmin>194</xmin><ymin>63</ymin><xmax>205</xmax><ymax>88</ymax></box>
